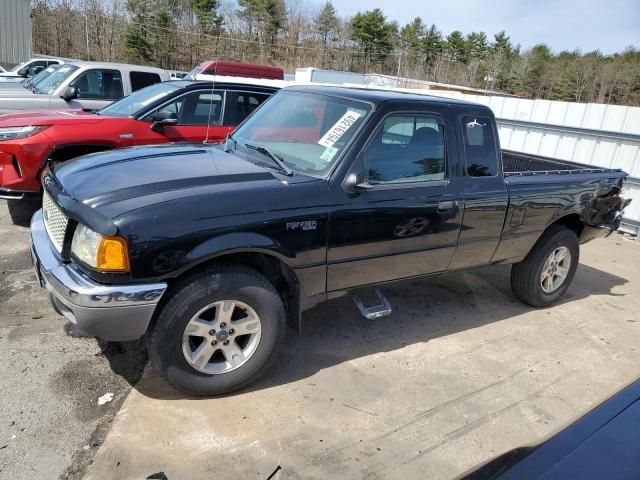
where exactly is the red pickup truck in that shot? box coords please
[0,80,277,202]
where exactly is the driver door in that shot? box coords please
[133,89,228,145]
[53,68,125,111]
[327,110,463,291]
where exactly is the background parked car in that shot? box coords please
[0,58,64,82]
[0,61,170,114]
[461,379,640,480]
[0,64,60,94]
[0,80,278,204]
[184,59,284,81]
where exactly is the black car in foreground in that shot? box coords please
[461,379,640,480]
[31,85,630,395]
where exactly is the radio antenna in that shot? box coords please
[204,73,216,144]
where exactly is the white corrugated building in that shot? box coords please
[0,0,32,68]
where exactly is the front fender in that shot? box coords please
[175,232,293,275]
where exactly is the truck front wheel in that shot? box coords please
[510,225,579,307]
[147,265,286,396]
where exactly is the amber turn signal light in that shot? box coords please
[96,236,130,272]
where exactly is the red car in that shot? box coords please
[0,80,277,201]
[184,60,284,81]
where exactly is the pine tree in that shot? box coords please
[421,24,443,64]
[191,0,223,34]
[315,1,339,46]
[350,9,396,63]
[264,0,286,45]
[400,17,425,51]
[445,30,468,63]
[125,0,155,64]
[466,32,488,60]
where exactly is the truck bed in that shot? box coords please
[502,150,623,177]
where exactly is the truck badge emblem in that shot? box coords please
[286,221,317,231]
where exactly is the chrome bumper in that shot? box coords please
[30,210,167,341]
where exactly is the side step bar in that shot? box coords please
[353,288,392,320]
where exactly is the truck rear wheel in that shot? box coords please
[510,225,579,307]
[147,265,286,396]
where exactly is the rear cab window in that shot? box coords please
[223,91,272,125]
[461,114,499,177]
[130,71,161,92]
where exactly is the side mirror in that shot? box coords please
[61,85,79,101]
[150,111,178,132]
[18,67,29,77]
[343,172,373,195]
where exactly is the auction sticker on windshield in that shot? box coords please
[317,110,362,148]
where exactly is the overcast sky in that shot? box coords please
[329,0,639,54]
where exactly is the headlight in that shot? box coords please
[0,125,49,141]
[71,224,130,272]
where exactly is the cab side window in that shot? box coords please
[461,115,498,177]
[365,114,446,185]
[71,69,124,100]
[150,90,224,125]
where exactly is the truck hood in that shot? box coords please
[0,109,99,127]
[51,144,318,222]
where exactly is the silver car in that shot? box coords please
[0,58,64,82]
[0,61,171,114]
[0,64,61,94]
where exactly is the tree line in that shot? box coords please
[31,0,640,106]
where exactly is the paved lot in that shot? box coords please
[1,200,639,479]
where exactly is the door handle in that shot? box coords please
[437,200,454,211]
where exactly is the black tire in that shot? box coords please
[7,197,41,227]
[511,225,579,307]
[147,264,286,396]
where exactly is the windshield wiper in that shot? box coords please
[244,143,293,176]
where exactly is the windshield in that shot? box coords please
[183,65,201,81]
[230,90,372,177]
[24,65,58,88]
[8,60,30,73]
[33,64,79,95]
[98,82,180,117]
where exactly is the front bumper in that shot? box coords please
[0,186,39,200]
[30,210,167,341]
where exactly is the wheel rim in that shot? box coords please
[181,300,262,375]
[540,246,572,294]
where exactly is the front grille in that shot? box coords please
[42,190,69,253]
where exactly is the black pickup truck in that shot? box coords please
[31,85,630,395]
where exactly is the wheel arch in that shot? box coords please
[163,248,302,333]
[547,213,584,237]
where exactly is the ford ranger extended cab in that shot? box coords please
[30,86,630,395]
[0,81,277,203]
